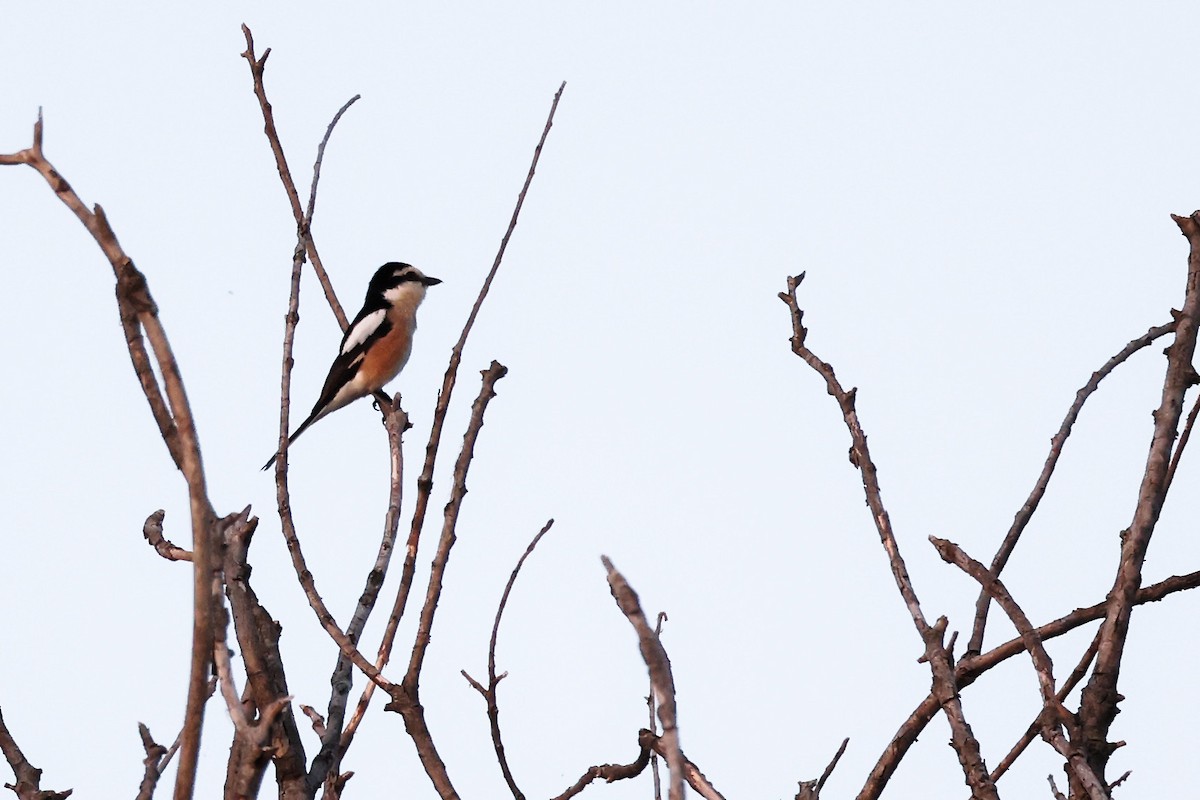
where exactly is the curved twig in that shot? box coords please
[463,518,556,800]
[3,112,216,800]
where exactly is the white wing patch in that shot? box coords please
[341,309,387,355]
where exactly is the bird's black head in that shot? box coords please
[369,262,442,295]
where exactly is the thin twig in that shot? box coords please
[462,519,555,800]
[967,321,1177,655]
[241,24,349,327]
[1164,388,1200,493]
[242,37,391,693]
[374,81,567,670]
[818,737,850,791]
[387,362,508,800]
[313,401,409,794]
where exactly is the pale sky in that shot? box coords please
[3,4,1199,798]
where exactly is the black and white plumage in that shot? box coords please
[263,262,441,470]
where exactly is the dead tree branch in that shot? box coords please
[1,112,219,800]
[856,566,1200,800]
[373,80,567,677]
[1076,212,1200,785]
[932,538,1108,800]
[0,707,71,800]
[551,730,655,800]
[384,362,509,800]
[991,630,1101,783]
[967,321,1177,655]
[601,558,685,800]
[241,24,351,329]
[462,519,556,800]
[780,273,997,799]
[143,509,193,562]
[221,509,309,800]
[135,723,179,800]
[796,737,849,800]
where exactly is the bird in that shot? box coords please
[263,262,441,470]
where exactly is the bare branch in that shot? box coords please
[142,509,192,562]
[310,400,409,793]
[778,274,928,633]
[0,706,72,800]
[932,538,1108,800]
[219,513,304,800]
[2,111,219,800]
[462,519,556,800]
[240,24,350,328]
[135,723,173,800]
[780,274,995,798]
[967,320,1177,655]
[649,612,667,800]
[375,81,568,663]
[797,736,850,799]
[857,566,1200,799]
[1164,388,1200,492]
[551,730,654,800]
[386,362,508,800]
[601,557,684,800]
[644,733,726,800]
[1077,212,1200,783]
[991,630,1101,783]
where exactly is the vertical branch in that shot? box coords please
[649,612,667,800]
[601,558,684,800]
[311,403,409,796]
[376,81,567,656]
[221,510,309,800]
[385,362,508,800]
[1077,212,1200,785]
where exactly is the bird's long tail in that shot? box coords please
[261,408,325,471]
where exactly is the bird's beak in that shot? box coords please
[423,276,442,286]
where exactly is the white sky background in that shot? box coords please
[2,3,1199,798]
